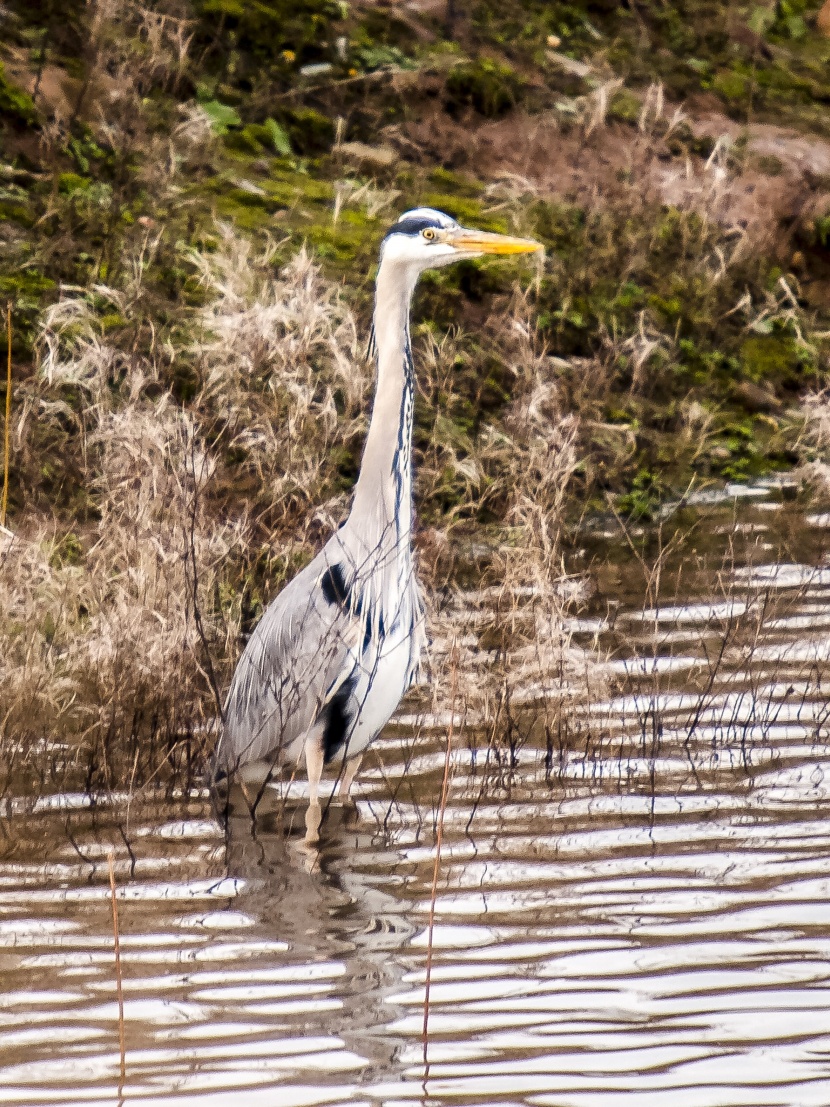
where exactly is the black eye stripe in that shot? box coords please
[385,217,447,239]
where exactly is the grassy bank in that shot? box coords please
[1,0,830,791]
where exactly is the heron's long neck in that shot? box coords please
[351,261,417,552]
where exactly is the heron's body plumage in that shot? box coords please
[214,208,540,826]
[217,224,426,791]
[221,518,425,778]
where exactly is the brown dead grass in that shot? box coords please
[0,223,371,790]
[1,197,592,797]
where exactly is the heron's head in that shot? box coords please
[380,208,542,273]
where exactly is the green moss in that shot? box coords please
[612,282,646,313]
[754,62,822,103]
[0,270,54,300]
[608,88,642,125]
[707,416,765,481]
[428,168,482,199]
[222,128,263,156]
[262,118,293,156]
[0,192,33,227]
[351,41,412,72]
[648,293,683,323]
[58,172,91,196]
[190,0,344,84]
[282,107,335,154]
[754,153,785,176]
[0,62,37,126]
[49,532,84,569]
[206,158,340,232]
[419,193,506,233]
[739,334,812,386]
[713,69,749,105]
[210,181,275,230]
[617,469,664,522]
[302,220,379,268]
[444,58,524,118]
[766,0,810,41]
[0,270,56,345]
[262,166,334,206]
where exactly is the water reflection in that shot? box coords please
[2,483,830,1105]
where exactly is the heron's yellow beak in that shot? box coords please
[446,228,543,255]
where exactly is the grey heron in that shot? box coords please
[215,208,541,833]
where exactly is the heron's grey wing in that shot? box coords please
[218,548,360,773]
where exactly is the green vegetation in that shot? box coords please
[445,58,524,117]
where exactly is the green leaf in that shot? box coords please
[264,117,292,156]
[68,138,89,173]
[748,6,774,35]
[200,100,241,135]
[58,172,90,195]
[0,62,37,124]
[200,0,244,16]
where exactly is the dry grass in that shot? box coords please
[411,291,599,786]
[0,222,372,792]
[0,214,593,797]
[188,227,367,550]
[799,389,830,494]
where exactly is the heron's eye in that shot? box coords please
[422,228,436,241]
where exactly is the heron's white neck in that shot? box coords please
[351,259,418,552]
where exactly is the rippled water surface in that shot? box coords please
[4,484,830,1106]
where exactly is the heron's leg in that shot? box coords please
[304,733,324,805]
[304,732,325,843]
[338,753,364,801]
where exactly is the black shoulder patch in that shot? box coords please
[321,564,350,607]
[322,672,358,763]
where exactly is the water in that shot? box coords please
[3,483,830,1106]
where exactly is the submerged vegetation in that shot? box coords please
[1,0,830,791]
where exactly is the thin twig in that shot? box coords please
[107,851,126,1093]
[275,65,400,100]
[186,439,224,724]
[422,640,458,1076]
[1,303,11,527]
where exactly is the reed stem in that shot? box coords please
[422,640,458,1073]
[107,851,126,1091]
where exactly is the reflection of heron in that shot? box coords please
[215,209,540,835]
[223,811,416,1076]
